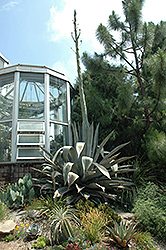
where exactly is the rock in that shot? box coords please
[0,220,16,234]
[118,212,135,221]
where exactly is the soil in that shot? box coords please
[0,210,165,250]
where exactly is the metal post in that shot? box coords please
[11,71,20,162]
[44,73,50,152]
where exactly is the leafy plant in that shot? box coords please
[36,196,80,245]
[134,231,157,250]
[0,174,35,209]
[0,201,8,221]
[107,220,138,248]
[33,123,136,205]
[1,234,15,242]
[31,236,50,249]
[97,203,121,228]
[81,207,107,243]
[76,200,121,229]
[132,182,166,240]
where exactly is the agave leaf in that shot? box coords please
[53,186,68,198]
[93,162,110,179]
[39,146,53,159]
[92,123,100,157]
[106,156,135,168]
[76,142,85,158]
[94,130,114,162]
[63,146,77,163]
[31,167,52,177]
[82,156,93,178]
[100,153,120,166]
[86,122,94,156]
[104,141,131,160]
[114,169,137,174]
[82,193,90,200]
[71,122,79,146]
[82,120,90,142]
[40,153,62,171]
[63,162,74,185]
[75,184,85,193]
[68,172,79,187]
[124,222,138,241]
[107,225,120,238]
[85,183,105,192]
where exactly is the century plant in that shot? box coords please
[33,123,136,204]
[107,220,138,248]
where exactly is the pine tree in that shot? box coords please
[96,0,166,131]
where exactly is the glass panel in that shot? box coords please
[0,122,12,162]
[18,121,44,131]
[49,76,67,122]
[19,73,44,119]
[18,134,44,144]
[17,147,43,158]
[50,123,68,154]
[0,73,14,121]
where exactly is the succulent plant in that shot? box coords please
[33,123,136,204]
[107,220,138,248]
[0,174,35,208]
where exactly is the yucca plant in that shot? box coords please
[33,123,136,204]
[107,220,138,248]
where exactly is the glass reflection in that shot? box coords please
[49,77,67,122]
[50,123,68,154]
[0,82,14,121]
[19,80,44,119]
[0,122,12,162]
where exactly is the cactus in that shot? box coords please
[0,174,35,208]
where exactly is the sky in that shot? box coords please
[0,0,166,84]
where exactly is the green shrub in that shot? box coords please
[134,231,156,250]
[132,182,166,240]
[76,200,121,228]
[81,207,107,243]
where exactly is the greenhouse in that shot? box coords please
[0,53,73,162]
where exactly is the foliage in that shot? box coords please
[0,123,11,162]
[132,182,166,240]
[15,222,30,239]
[97,203,121,228]
[34,196,80,245]
[0,174,35,209]
[133,231,157,250]
[31,236,50,249]
[0,201,8,221]
[81,207,107,243]
[1,234,15,242]
[73,0,166,183]
[107,220,137,248]
[33,124,136,205]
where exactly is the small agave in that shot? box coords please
[107,220,138,248]
[25,224,42,239]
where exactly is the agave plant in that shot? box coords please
[107,220,138,247]
[33,123,136,204]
